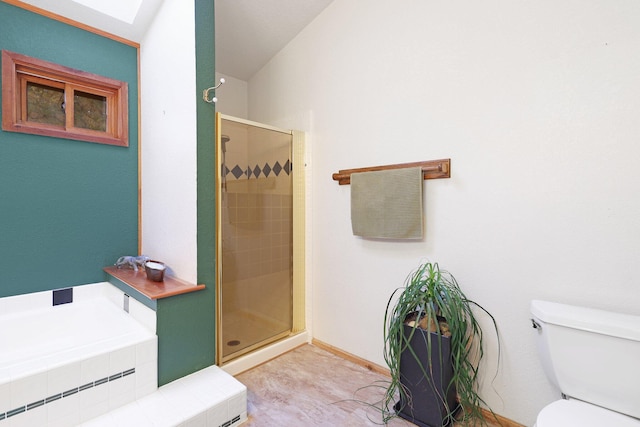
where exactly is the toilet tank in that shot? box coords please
[531,300,640,420]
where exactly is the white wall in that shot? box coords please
[214,72,248,119]
[140,0,198,283]
[247,1,640,425]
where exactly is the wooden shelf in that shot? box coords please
[104,266,205,300]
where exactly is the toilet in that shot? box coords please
[530,300,640,427]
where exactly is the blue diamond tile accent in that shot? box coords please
[231,165,244,179]
[273,161,282,176]
[225,159,292,180]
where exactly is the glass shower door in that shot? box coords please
[216,114,294,363]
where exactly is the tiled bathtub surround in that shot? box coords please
[0,282,157,426]
[82,365,247,427]
[1,366,137,424]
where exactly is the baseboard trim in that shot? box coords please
[479,409,526,427]
[312,339,390,376]
[311,338,525,427]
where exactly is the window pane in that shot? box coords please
[74,91,107,131]
[26,82,65,126]
[4,51,128,146]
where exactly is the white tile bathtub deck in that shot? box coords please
[0,283,158,427]
[80,365,247,427]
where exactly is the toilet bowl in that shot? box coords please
[535,399,640,427]
[531,300,640,427]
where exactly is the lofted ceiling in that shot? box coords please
[15,0,334,82]
[214,0,334,81]
[16,0,165,42]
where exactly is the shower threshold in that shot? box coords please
[221,329,292,364]
[221,331,310,376]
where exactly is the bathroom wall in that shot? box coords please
[140,0,217,385]
[247,1,640,425]
[214,72,248,119]
[0,2,138,298]
[140,0,198,284]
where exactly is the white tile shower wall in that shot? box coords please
[223,190,292,279]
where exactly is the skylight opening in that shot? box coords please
[71,0,143,24]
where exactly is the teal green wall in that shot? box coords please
[155,0,217,386]
[195,0,217,305]
[0,2,138,298]
[156,289,215,385]
[1,0,217,387]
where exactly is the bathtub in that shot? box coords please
[0,282,157,426]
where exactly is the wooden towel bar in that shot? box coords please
[332,159,450,185]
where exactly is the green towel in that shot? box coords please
[350,166,423,239]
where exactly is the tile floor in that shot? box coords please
[236,344,508,426]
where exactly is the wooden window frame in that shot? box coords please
[2,50,128,147]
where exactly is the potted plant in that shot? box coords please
[381,261,498,427]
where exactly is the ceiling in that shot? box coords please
[16,0,165,42]
[214,0,334,81]
[16,0,334,82]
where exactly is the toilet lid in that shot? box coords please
[537,400,640,427]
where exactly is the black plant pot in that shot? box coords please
[394,324,459,427]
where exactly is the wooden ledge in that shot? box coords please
[104,266,205,300]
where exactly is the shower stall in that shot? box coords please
[215,113,305,364]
